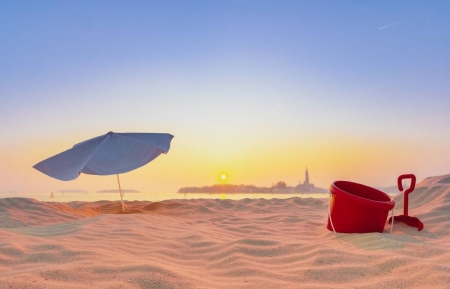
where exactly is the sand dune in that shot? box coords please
[1,175,450,288]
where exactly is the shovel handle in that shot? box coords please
[398,174,416,216]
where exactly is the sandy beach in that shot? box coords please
[1,175,449,288]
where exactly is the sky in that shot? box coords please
[1,1,449,194]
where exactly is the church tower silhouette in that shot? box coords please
[304,167,309,185]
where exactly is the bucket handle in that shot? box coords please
[328,191,337,235]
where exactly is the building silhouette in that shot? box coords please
[295,167,316,192]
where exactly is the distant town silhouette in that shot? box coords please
[178,168,327,194]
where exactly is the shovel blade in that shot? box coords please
[388,215,424,231]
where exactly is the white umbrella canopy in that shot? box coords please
[33,131,174,211]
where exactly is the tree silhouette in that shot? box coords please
[275,181,287,188]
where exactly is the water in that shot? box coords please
[0,191,329,203]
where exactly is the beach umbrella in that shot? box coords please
[33,131,174,211]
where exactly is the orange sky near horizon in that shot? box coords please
[0,127,447,194]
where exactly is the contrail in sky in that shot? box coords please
[377,21,401,30]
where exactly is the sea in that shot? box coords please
[0,191,330,203]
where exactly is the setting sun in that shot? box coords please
[221,174,227,181]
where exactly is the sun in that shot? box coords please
[221,174,227,181]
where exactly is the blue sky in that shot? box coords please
[1,1,449,193]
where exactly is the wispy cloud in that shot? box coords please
[378,21,401,31]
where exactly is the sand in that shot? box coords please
[1,175,450,288]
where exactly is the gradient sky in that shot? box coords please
[1,1,449,194]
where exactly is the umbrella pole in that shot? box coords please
[116,174,125,212]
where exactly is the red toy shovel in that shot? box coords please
[388,174,424,231]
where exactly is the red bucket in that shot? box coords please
[327,181,395,233]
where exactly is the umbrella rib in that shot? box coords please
[73,134,106,148]
[77,133,111,175]
[115,133,171,154]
